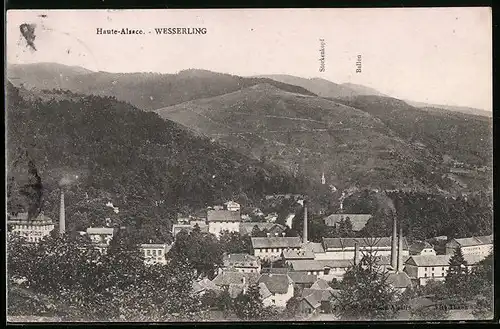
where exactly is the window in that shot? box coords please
[432,273,434,277]
[425,267,427,271]
[152,250,157,256]
[442,267,445,271]
[424,273,427,277]
[158,250,163,255]
[431,267,434,271]
[147,250,151,256]
[324,268,330,275]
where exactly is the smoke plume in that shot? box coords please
[58,173,80,187]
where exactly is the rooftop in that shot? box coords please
[410,241,434,254]
[386,271,412,289]
[207,210,241,222]
[287,272,318,284]
[7,212,53,224]
[211,271,259,287]
[406,255,452,267]
[453,235,493,247]
[288,259,353,272]
[223,253,260,267]
[302,242,325,254]
[257,274,292,294]
[322,237,409,250]
[258,282,272,299]
[310,278,333,290]
[86,227,115,235]
[239,222,285,236]
[251,237,302,249]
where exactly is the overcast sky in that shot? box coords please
[7,8,492,111]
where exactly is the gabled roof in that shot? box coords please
[386,272,412,289]
[86,227,115,235]
[198,277,220,291]
[258,282,272,299]
[302,293,321,309]
[453,235,493,247]
[223,253,260,268]
[207,210,241,222]
[172,223,208,235]
[323,214,372,231]
[288,259,353,272]
[410,241,434,254]
[301,288,338,303]
[310,279,332,290]
[212,271,260,286]
[251,237,302,249]
[288,272,318,284]
[282,249,315,260]
[322,237,409,250]
[302,242,325,253]
[257,274,292,294]
[239,222,285,236]
[406,255,452,267]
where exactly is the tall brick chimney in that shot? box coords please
[302,200,308,244]
[59,189,65,235]
[397,222,404,272]
[390,215,397,270]
[354,242,360,266]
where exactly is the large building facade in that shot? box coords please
[7,212,55,243]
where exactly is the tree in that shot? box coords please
[334,249,398,320]
[470,252,494,319]
[285,296,300,319]
[168,228,223,279]
[445,247,469,300]
[216,286,233,317]
[219,231,252,254]
[233,283,264,320]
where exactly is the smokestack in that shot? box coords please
[59,189,65,235]
[303,200,308,243]
[354,243,360,266]
[397,222,403,272]
[390,215,397,270]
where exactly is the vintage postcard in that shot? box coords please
[6,8,493,322]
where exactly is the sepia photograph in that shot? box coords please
[5,8,493,322]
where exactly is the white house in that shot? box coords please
[287,259,353,281]
[224,201,241,212]
[404,254,483,286]
[257,273,295,308]
[139,243,172,265]
[251,237,302,260]
[445,235,493,261]
[207,210,241,238]
[86,227,116,253]
[223,253,261,273]
[7,212,55,244]
[320,237,409,260]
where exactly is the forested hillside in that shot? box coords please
[7,63,316,111]
[6,82,318,239]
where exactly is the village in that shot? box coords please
[7,190,493,319]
